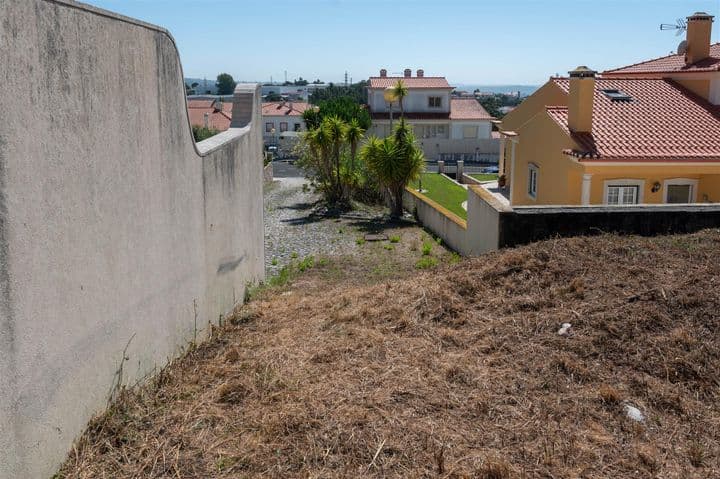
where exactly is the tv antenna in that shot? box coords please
[660,18,687,36]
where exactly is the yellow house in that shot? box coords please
[498,12,720,207]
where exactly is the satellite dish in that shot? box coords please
[677,40,688,55]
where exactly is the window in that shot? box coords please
[601,89,632,102]
[604,179,644,205]
[294,123,302,132]
[606,185,638,205]
[463,126,478,139]
[527,164,538,199]
[280,122,288,132]
[663,178,698,203]
[428,96,442,108]
[265,122,273,133]
[437,125,445,135]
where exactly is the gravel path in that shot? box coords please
[264,177,371,275]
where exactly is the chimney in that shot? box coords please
[380,69,387,77]
[567,66,596,133]
[417,69,424,77]
[404,68,412,78]
[685,12,714,65]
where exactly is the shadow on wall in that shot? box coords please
[0,1,264,477]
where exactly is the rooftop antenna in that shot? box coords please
[660,18,687,36]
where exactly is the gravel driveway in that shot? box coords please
[264,177,370,275]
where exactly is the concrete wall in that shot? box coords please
[408,183,720,256]
[403,188,468,254]
[0,2,264,477]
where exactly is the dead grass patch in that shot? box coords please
[57,230,720,478]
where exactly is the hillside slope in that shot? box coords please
[59,231,720,478]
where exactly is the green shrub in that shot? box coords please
[389,235,401,243]
[416,257,438,269]
[298,256,315,272]
[421,241,433,256]
[356,237,366,246]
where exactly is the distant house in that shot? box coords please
[187,99,232,131]
[366,69,498,161]
[262,101,313,157]
[496,12,720,207]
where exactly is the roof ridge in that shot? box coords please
[604,42,720,73]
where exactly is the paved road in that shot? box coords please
[272,160,304,178]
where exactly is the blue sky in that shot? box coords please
[84,0,719,85]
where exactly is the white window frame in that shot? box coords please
[527,163,538,200]
[428,96,442,108]
[663,178,698,204]
[603,179,645,205]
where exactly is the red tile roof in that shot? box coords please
[187,99,232,131]
[449,99,494,120]
[604,43,720,75]
[261,101,312,117]
[546,78,720,161]
[368,77,452,89]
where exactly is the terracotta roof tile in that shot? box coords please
[546,78,720,161]
[187,100,232,131]
[261,101,313,117]
[604,43,720,74]
[368,77,452,89]
[449,99,494,120]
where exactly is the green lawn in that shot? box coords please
[470,173,499,182]
[410,173,468,220]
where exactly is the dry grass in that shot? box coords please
[57,230,720,478]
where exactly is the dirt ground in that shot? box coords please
[57,230,720,478]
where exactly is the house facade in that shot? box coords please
[366,69,498,161]
[497,12,720,207]
[262,101,313,157]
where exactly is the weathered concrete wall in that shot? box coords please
[0,2,264,477]
[403,188,468,254]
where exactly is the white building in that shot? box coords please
[262,101,314,157]
[367,69,499,161]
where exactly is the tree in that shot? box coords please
[325,117,347,200]
[345,118,364,172]
[361,119,425,218]
[191,82,199,90]
[215,73,237,95]
[309,80,368,105]
[304,97,371,131]
[391,80,409,118]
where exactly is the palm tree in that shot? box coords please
[361,119,425,218]
[324,116,348,201]
[391,80,409,119]
[305,126,333,192]
[345,118,365,172]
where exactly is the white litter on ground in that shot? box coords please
[557,323,572,335]
[624,404,645,422]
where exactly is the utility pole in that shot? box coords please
[284,70,287,83]
[344,71,348,87]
